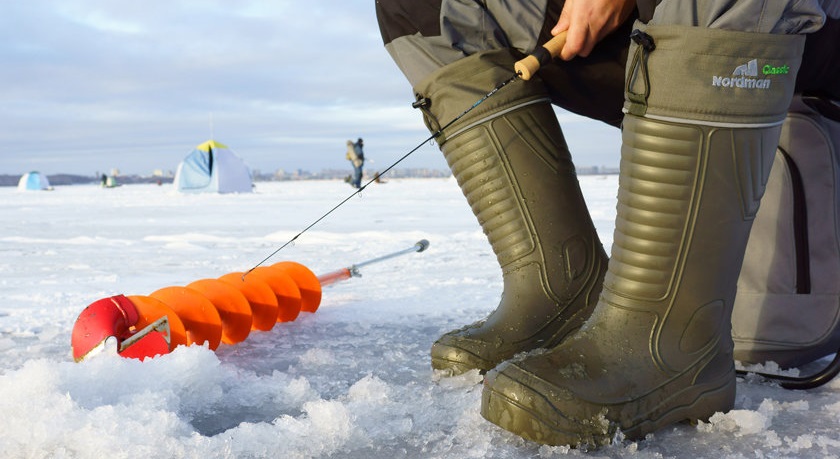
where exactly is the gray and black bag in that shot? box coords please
[732,94,840,388]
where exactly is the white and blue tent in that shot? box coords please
[174,140,252,193]
[17,171,52,191]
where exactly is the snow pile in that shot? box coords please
[0,178,838,458]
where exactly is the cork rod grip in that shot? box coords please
[514,31,567,80]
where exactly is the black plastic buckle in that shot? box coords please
[630,29,656,52]
[412,97,430,110]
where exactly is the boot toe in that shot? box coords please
[430,336,496,375]
[481,362,615,447]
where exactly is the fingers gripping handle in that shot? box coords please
[514,32,567,80]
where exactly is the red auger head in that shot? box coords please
[71,295,172,362]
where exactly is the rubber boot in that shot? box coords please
[412,49,608,375]
[481,25,805,446]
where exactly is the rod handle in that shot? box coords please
[514,31,567,80]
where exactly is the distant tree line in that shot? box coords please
[0,174,174,187]
[1,166,618,188]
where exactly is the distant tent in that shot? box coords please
[173,140,252,193]
[17,171,52,191]
[103,175,120,188]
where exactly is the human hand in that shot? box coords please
[551,0,635,60]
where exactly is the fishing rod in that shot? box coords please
[242,33,568,278]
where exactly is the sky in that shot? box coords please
[0,0,621,177]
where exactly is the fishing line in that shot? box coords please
[242,73,522,278]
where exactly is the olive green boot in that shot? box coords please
[413,49,608,375]
[481,25,805,446]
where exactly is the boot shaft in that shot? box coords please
[414,49,606,282]
[414,49,608,373]
[608,24,807,371]
[607,115,781,371]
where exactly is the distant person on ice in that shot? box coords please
[346,138,365,188]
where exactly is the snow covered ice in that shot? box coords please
[1,177,839,458]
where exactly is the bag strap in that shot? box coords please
[801,91,840,122]
[737,353,840,390]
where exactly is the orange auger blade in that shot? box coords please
[150,286,223,350]
[273,261,322,313]
[128,295,188,348]
[249,266,302,323]
[218,272,279,332]
[187,279,253,345]
[71,265,309,361]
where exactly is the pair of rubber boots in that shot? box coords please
[414,24,804,447]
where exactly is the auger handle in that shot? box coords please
[352,239,429,271]
[317,267,353,287]
[514,31,567,80]
[316,240,430,288]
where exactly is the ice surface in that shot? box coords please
[0,178,838,458]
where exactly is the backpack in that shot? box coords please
[346,142,363,167]
[732,94,840,387]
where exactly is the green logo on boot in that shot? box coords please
[763,64,790,75]
[712,59,779,90]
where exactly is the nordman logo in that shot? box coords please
[711,59,787,90]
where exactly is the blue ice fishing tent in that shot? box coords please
[17,171,52,191]
[173,140,252,193]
